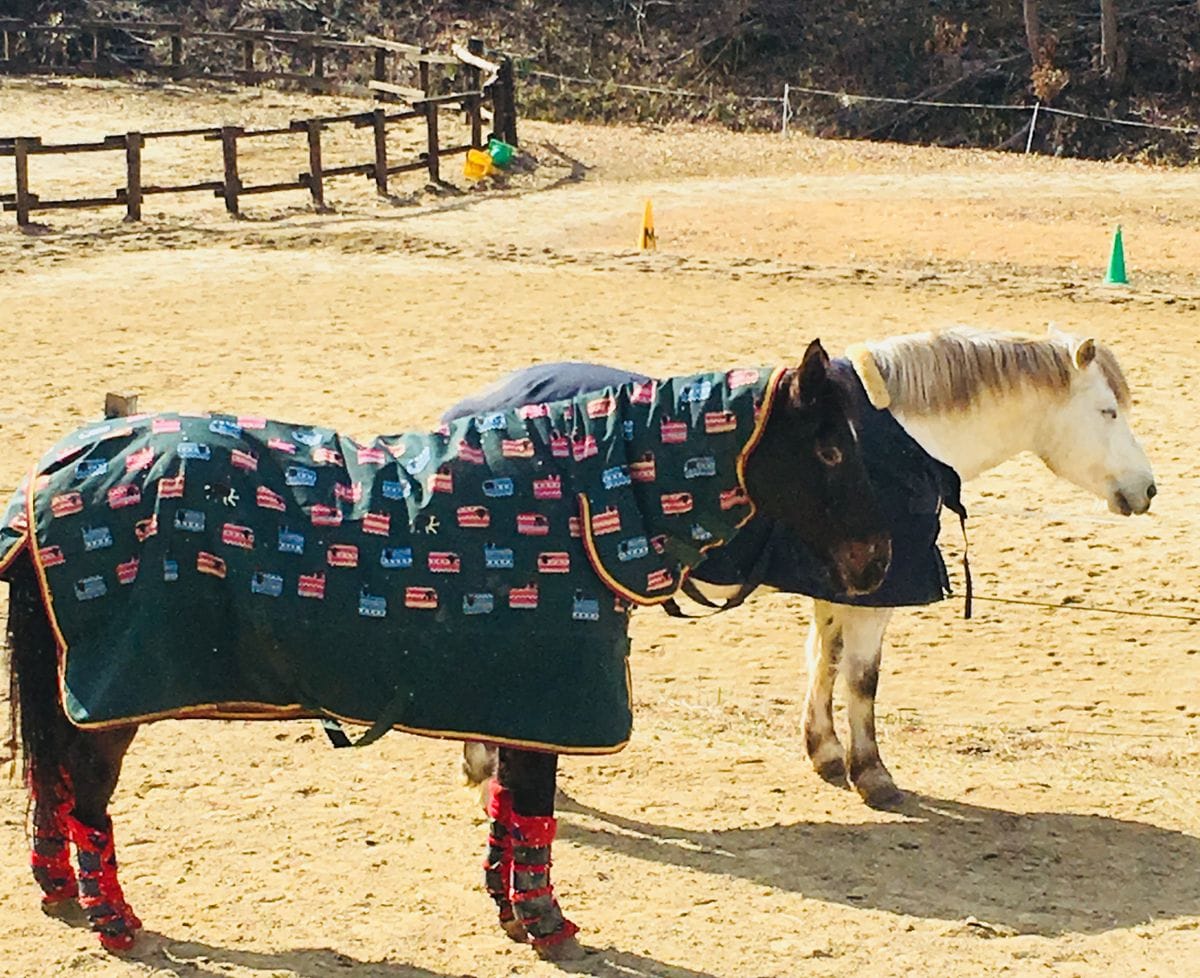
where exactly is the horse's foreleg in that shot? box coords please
[803,600,847,786]
[60,727,140,951]
[496,747,585,961]
[838,605,900,809]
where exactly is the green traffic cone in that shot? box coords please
[1103,225,1128,286]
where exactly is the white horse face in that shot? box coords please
[1036,334,1156,515]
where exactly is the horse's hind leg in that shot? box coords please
[803,600,848,786]
[838,605,901,809]
[481,768,525,943]
[30,768,78,913]
[495,748,585,961]
[60,727,141,950]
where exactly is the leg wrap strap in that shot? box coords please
[63,814,141,950]
[508,812,577,946]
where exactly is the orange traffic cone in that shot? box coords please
[638,199,656,251]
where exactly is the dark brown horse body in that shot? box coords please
[4,340,889,960]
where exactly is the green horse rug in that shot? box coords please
[0,369,781,753]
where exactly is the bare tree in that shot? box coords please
[1023,0,1041,63]
[1100,0,1126,84]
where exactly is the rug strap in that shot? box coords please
[320,718,353,748]
[662,525,774,619]
[320,679,416,750]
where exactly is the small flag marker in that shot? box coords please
[638,199,656,251]
[1103,224,1128,286]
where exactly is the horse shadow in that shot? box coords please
[556,791,1200,937]
[85,931,723,978]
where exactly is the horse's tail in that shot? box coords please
[5,552,73,811]
[462,741,498,787]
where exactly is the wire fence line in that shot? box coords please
[516,61,1200,145]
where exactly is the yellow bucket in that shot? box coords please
[463,148,496,181]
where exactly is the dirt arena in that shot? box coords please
[1,77,1198,978]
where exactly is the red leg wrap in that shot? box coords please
[29,771,78,905]
[482,780,518,928]
[508,811,578,947]
[63,814,141,951]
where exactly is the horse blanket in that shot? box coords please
[446,359,965,608]
[0,368,782,752]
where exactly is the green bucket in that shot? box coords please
[488,138,516,168]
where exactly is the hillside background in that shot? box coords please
[8,1,1200,161]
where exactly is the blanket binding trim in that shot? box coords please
[26,465,632,754]
[578,366,787,605]
[0,531,28,577]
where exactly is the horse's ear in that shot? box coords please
[1072,337,1097,369]
[791,339,832,406]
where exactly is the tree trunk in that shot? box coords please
[1100,0,1126,85]
[1023,0,1041,63]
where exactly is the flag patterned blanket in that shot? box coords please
[0,368,781,752]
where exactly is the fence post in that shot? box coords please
[372,108,389,196]
[220,126,242,216]
[495,57,518,146]
[303,120,327,210]
[781,83,790,138]
[373,47,386,83]
[242,38,254,80]
[13,136,33,227]
[313,46,325,85]
[124,132,143,222]
[170,33,183,80]
[466,36,484,148]
[419,56,440,183]
[1025,102,1041,155]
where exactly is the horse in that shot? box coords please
[449,326,1156,809]
[1,340,891,960]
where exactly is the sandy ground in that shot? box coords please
[1,76,1199,978]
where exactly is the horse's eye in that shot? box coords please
[1100,407,1118,420]
[816,444,843,467]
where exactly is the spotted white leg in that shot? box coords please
[802,600,847,786]
[835,603,900,809]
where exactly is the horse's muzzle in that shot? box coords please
[1111,480,1156,516]
[831,534,892,597]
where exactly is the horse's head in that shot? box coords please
[1036,327,1156,516]
[744,340,891,596]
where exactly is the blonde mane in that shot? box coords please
[849,327,1130,414]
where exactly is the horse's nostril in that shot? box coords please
[1147,483,1157,500]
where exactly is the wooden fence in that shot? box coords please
[0,21,519,226]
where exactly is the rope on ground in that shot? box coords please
[970,593,1200,623]
[881,711,1200,743]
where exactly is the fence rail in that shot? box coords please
[0,22,519,225]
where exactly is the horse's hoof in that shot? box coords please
[98,929,137,953]
[855,769,904,810]
[501,918,529,943]
[815,756,849,788]
[40,896,82,921]
[534,934,588,962]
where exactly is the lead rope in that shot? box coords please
[958,509,972,620]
